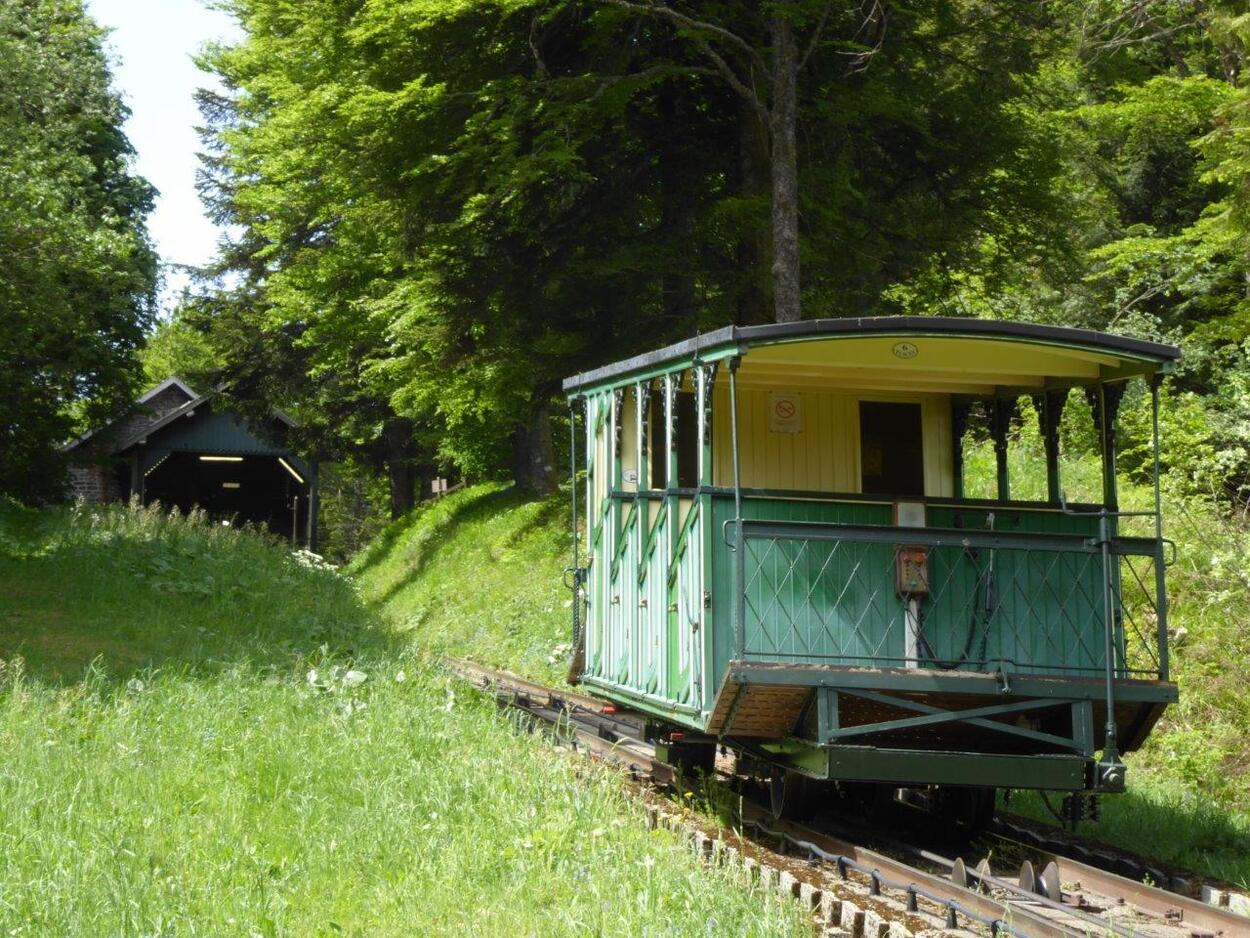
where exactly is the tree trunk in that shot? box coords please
[512,401,557,496]
[737,95,773,325]
[384,417,417,519]
[769,11,802,324]
[659,84,698,330]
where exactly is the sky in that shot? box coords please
[84,0,243,311]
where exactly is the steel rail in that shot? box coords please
[843,821,1243,938]
[444,658,1136,938]
[729,802,1093,938]
[983,823,1250,936]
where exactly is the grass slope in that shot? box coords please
[350,484,573,687]
[352,466,1250,887]
[0,501,807,937]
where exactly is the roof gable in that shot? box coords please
[136,376,198,406]
[65,376,300,458]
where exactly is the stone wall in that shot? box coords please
[64,382,194,504]
[109,385,196,448]
[67,464,120,504]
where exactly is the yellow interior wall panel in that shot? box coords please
[712,381,953,496]
[620,386,638,493]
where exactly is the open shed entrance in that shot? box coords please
[144,452,309,542]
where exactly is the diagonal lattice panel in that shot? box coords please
[743,534,902,664]
[737,527,1145,677]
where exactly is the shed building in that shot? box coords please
[65,377,318,547]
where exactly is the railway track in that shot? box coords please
[446,658,1250,938]
[989,812,1250,917]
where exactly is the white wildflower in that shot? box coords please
[126,678,145,694]
[341,669,367,687]
[395,670,407,683]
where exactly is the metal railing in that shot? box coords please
[733,519,1166,681]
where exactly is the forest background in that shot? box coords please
[8,0,1250,546]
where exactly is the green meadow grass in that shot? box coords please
[350,484,573,687]
[0,501,808,937]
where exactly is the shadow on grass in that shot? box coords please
[0,506,408,688]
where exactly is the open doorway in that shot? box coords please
[859,401,924,496]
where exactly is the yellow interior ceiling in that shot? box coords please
[739,335,1142,394]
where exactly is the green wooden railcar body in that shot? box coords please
[565,318,1180,794]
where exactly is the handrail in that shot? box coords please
[739,518,1159,556]
[612,486,1110,514]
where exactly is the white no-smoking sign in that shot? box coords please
[769,392,802,433]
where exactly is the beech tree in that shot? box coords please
[605,1,867,322]
[0,0,157,500]
[195,0,1064,495]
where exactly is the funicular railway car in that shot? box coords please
[563,317,1180,822]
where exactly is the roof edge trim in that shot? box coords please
[562,317,1181,394]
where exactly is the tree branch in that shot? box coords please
[840,0,887,74]
[529,14,550,79]
[692,36,768,117]
[603,0,773,82]
[798,1,835,73]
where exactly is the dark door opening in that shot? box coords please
[859,402,925,496]
[143,452,307,542]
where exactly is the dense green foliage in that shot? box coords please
[0,501,809,936]
[173,0,1250,507]
[139,307,223,391]
[0,0,157,500]
[189,0,1072,500]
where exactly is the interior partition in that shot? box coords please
[711,379,956,497]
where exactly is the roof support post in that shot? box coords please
[1151,377,1169,681]
[1087,383,1124,511]
[951,401,971,499]
[638,383,651,492]
[728,357,744,659]
[698,363,718,487]
[1036,390,1068,505]
[664,376,677,489]
[992,398,1015,502]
